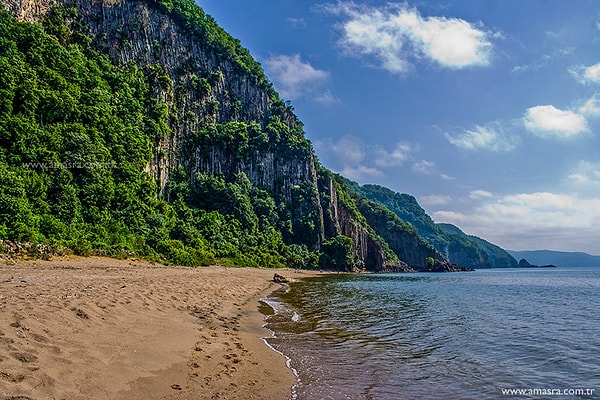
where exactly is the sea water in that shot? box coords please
[262,268,600,399]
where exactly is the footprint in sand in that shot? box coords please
[12,351,38,363]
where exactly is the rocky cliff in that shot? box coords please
[437,223,517,268]
[317,171,405,272]
[357,184,518,268]
[356,198,441,269]
[3,0,303,193]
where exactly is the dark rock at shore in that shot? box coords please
[393,264,417,273]
[518,258,532,267]
[420,260,474,273]
[383,261,417,273]
[518,258,557,268]
[272,273,290,283]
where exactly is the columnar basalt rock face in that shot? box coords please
[318,174,397,272]
[369,223,438,269]
[6,0,275,195]
[71,0,324,218]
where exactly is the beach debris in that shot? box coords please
[71,308,89,319]
[272,273,289,283]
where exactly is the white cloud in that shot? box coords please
[512,47,574,75]
[412,160,454,180]
[314,91,340,105]
[432,191,600,254]
[409,14,493,69]
[570,62,600,84]
[412,160,436,175]
[523,105,589,139]
[373,142,414,167]
[568,174,588,184]
[314,137,429,180]
[286,17,306,29]
[469,189,494,199]
[325,2,494,73]
[568,160,600,185]
[341,164,383,180]
[314,136,384,180]
[445,122,519,151]
[320,136,366,165]
[316,136,453,181]
[583,63,600,82]
[500,192,577,212]
[263,54,334,102]
[579,95,600,116]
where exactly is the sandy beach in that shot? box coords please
[0,257,310,399]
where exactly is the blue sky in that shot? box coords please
[198,0,600,255]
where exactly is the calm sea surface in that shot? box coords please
[262,268,600,400]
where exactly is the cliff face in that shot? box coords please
[438,223,518,268]
[5,0,254,190]
[75,0,327,248]
[356,199,441,269]
[4,0,294,193]
[3,0,51,22]
[358,184,517,268]
[318,173,386,271]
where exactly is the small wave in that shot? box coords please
[261,335,301,400]
[259,297,302,400]
[259,297,288,316]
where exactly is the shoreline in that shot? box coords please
[0,256,318,399]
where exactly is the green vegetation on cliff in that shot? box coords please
[152,0,269,87]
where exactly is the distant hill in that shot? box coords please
[508,250,600,267]
[354,184,518,268]
[438,223,518,268]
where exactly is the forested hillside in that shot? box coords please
[0,0,515,270]
[356,185,517,268]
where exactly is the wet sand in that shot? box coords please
[0,257,310,399]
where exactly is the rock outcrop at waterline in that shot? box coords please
[422,260,474,273]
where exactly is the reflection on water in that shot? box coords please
[262,269,600,400]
